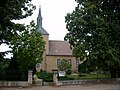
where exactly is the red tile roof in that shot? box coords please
[48,40,72,56]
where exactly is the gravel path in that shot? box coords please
[1,84,120,90]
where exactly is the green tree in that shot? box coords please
[73,44,87,61]
[0,0,35,59]
[0,0,35,79]
[10,21,45,79]
[57,59,72,75]
[65,0,120,78]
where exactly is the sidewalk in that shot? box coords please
[1,84,120,90]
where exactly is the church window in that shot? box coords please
[57,59,61,65]
[68,59,72,65]
[76,59,79,68]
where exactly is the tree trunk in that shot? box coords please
[117,67,120,78]
[110,67,116,78]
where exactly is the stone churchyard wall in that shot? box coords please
[58,78,120,86]
[0,70,36,87]
[0,81,29,87]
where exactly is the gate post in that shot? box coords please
[52,69,58,86]
[28,70,33,85]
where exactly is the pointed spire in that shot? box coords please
[37,5,42,31]
[37,6,49,35]
[38,5,42,18]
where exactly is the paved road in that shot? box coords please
[1,84,120,90]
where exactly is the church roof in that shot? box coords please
[38,27,49,35]
[48,40,72,56]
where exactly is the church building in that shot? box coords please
[37,7,79,72]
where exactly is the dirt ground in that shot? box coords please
[1,84,120,90]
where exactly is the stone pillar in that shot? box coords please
[52,69,58,86]
[28,70,33,85]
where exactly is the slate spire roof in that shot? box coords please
[37,6,49,35]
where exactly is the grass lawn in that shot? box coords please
[67,73,110,80]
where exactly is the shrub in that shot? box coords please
[37,71,53,82]
[66,69,72,75]
[78,64,86,73]
[58,76,74,80]
[57,59,72,72]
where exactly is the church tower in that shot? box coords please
[37,6,49,36]
[37,7,49,71]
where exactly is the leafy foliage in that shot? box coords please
[1,59,21,81]
[78,63,86,73]
[65,0,120,77]
[10,21,45,74]
[0,0,35,60]
[58,76,74,80]
[57,59,72,74]
[73,44,87,61]
[37,71,53,82]
[0,52,9,71]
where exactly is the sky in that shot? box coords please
[0,0,77,58]
[16,0,77,40]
